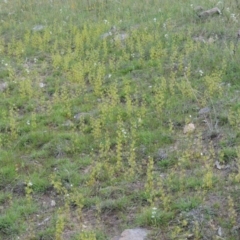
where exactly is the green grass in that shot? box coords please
[1,0,240,239]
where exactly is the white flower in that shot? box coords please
[104,19,108,24]
[121,128,127,137]
[27,120,30,125]
[164,34,168,38]
[108,74,112,78]
[28,181,33,186]
[153,18,157,22]
[199,70,204,76]
[151,207,157,218]
[39,82,46,88]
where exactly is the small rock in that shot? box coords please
[119,228,149,240]
[0,82,8,92]
[215,161,222,170]
[74,112,91,120]
[198,7,221,18]
[32,25,45,32]
[74,110,97,120]
[193,36,206,43]
[51,200,56,207]
[100,32,112,39]
[183,123,195,134]
[62,120,74,127]
[13,182,26,195]
[237,30,240,39]
[37,217,50,226]
[217,226,222,236]
[114,33,128,42]
[198,107,210,115]
[155,148,168,161]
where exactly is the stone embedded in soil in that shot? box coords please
[0,82,8,92]
[154,148,168,161]
[32,25,45,31]
[115,228,149,240]
[74,112,91,120]
[198,107,210,115]
[183,123,195,134]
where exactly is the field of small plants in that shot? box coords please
[1,0,240,239]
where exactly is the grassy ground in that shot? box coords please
[1,0,240,239]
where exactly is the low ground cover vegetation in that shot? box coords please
[1,0,240,239]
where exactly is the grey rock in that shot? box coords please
[62,120,74,127]
[198,107,210,115]
[74,112,91,120]
[154,148,168,161]
[0,82,8,92]
[100,32,112,39]
[32,25,45,31]
[118,228,149,240]
[114,33,128,42]
[74,110,97,121]
[13,182,26,195]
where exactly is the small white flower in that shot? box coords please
[27,120,30,125]
[28,181,33,186]
[199,70,204,76]
[153,18,157,22]
[148,85,152,88]
[104,19,108,24]
[34,58,38,63]
[5,63,8,66]
[121,129,127,135]
[190,4,193,8]
[108,74,112,78]
[39,82,46,88]
[164,34,168,38]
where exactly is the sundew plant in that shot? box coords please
[1,0,240,239]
